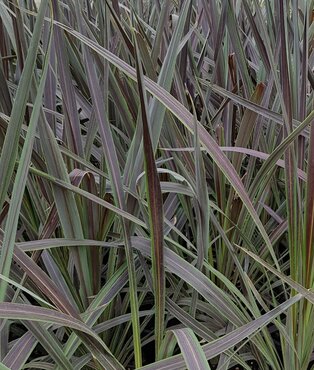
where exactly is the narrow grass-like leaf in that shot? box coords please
[134,29,165,357]
[2,332,37,370]
[172,328,211,370]
[237,246,314,305]
[0,303,124,369]
[11,245,79,316]
[0,0,48,212]
[38,100,92,302]
[22,321,74,370]
[0,303,99,338]
[50,0,84,156]
[17,238,122,252]
[74,7,142,365]
[0,273,53,308]
[0,0,50,301]
[304,120,314,286]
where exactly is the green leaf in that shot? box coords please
[0,0,50,301]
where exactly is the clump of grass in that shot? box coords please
[0,0,313,369]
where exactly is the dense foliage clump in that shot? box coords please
[0,0,313,369]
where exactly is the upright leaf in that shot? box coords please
[134,30,165,357]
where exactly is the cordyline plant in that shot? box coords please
[0,0,313,369]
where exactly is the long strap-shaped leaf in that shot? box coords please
[50,0,84,156]
[172,328,211,370]
[0,0,48,213]
[0,303,123,370]
[134,30,165,357]
[73,5,142,366]
[2,332,37,370]
[0,0,50,302]
[125,1,190,190]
